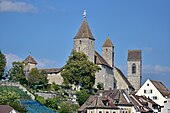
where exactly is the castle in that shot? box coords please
[23,17,142,91]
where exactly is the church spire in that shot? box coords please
[74,18,95,40]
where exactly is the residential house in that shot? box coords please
[136,79,170,107]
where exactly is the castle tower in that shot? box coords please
[102,37,114,67]
[74,18,95,62]
[23,55,37,75]
[127,50,142,91]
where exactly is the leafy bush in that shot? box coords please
[76,89,90,106]
[57,101,79,113]
[36,96,46,105]
[53,83,60,91]
[0,90,27,112]
[45,98,59,110]
[0,86,31,100]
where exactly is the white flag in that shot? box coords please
[83,10,86,18]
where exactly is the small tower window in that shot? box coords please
[132,63,136,74]
[78,47,80,52]
[106,48,108,52]
[94,56,97,64]
[79,40,82,44]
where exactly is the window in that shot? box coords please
[78,47,80,51]
[150,89,152,93]
[106,111,109,113]
[132,63,136,74]
[94,56,97,64]
[168,109,170,113]
[147,83,149,86]
[99,111,102,113]
[106,48,108,52]
[113,112,116,113]
[153,96,158,100]
[79,40,82,44]
[144,90,146,93]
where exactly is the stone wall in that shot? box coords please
[74,38,94,62]
[114,67,129,90]
[95,65,114,90]
[47,72,63,85]
[127,61,142,91]
[102,46,114,67]
[35,92,57,99]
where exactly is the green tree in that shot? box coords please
[0,50,6,80]
[61,50,100,90]
[57,101,79,113]
[27,68,48,89]
[76,89,90,106]
[9,62,27,84]
[97,82,104,90]
[45,98,59,110]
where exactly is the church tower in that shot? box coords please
[127,50,142,91]
[102,37,114,67]
[74,18,95,62]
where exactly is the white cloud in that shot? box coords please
[5,53,22,68]
[116,64,170,76]
[0,0,37,13]
[143,65,170,75]
[144,47,153,52]
[36,58,57,68]
[5,53,57,69]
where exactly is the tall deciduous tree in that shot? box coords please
[9,62,27,84]
[61,51,101,90]
[0,50,6,79]
[27,68,48,88]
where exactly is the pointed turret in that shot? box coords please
[102,37,113,47]
[74,18,95,40]
[23,55,37,75]
[102,37,114,67]
[23,55,37,64]
[74,18,95,62]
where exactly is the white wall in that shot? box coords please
[161,98,170,113]
[136,79,166,106]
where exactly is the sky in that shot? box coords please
[0,0,170,89]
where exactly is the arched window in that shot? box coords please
[132,63,136,74]
[106,48,108,52]
[79,40,82,44]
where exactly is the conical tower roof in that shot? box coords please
[102,37,113,47]
[23,55,37,64]
[74,18,95,40]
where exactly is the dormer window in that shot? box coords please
[132,63,136,74]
